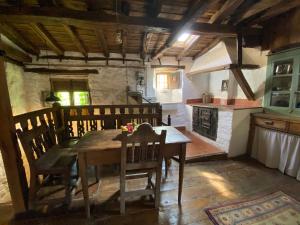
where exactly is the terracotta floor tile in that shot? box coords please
[179,130,224,159]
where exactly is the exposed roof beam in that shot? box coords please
[234,0,283,24]
[230,67,255,100]
[141,32,152,60]
[30,23,64,55]
[0,6,260,36]
[151,65,185,69]
[147,0,162,17]
[85,0,105,12]
[177,36,201,60]
[38,55,141,62]
[6,0,23,6]
[0,39,32,63]
[0,22,38,55]
[153,0,220,59]
[249,0,300,24]
[24,68,98,75]
[193,37,221,60]
[37,0,55,7]
[63,25,88,57]
[94,29,109,58]
[209,0,245,24]
[121,30,127,58]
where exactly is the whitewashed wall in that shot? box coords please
[188,41,268,101]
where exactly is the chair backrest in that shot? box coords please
[119,123,166,171]
[17,124,57,170]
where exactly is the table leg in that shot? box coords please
[178,143,186,204]
[78,153,90,218]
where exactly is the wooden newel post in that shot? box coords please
[157,104,162,126]
[167,115,171,126]
[0,56,28,213]
[52,102,65,144]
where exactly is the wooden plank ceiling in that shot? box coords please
[0,0,299,62]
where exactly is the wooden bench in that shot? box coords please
[17,124,77,208]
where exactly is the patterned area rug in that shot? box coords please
[205,191,300,225]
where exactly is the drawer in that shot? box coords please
[254,117,288,131]
[288,122,300,136]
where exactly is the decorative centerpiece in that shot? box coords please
[120,122,138,133]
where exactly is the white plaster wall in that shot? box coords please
[190,42,231,72]
[229,108,264,157]
[189,42,268,101]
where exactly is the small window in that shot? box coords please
[74,91,90,106]
[156,71,181,90]
[56,92,71,106]
[51,79,90,106]
[156,74,168,90]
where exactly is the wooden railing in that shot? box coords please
[61,103,162,138]
[14,103,163,139]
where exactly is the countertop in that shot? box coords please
[252,112,300,123]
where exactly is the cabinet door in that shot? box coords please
[293,54,300,112]
[265,48,300,115]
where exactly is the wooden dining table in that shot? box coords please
[73,126,191,218]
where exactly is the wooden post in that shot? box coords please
[52,103,65,144]
[0,55,28,213]
[237,33,243,66]
[167,115,171,126]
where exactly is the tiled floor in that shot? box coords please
[179,130,225,159]
[2,158,300,225]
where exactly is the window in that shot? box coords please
[156,74,168,89]
[156,71,181,90]
[51,79,90,106]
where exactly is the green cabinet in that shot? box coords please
[265,48,300,115]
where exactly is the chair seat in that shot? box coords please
[35,146,77,174]
[59,138,79,148]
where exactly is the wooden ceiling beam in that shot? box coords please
[31,23,64,56]
[193,37,221,60]
[141,32,152,60]
[0,39,31,63]
[153,0,220,59]
[38,55,141,62]
[37,0,55,7]
[177,36,201,60]
[141,32,147,60]
[6,0,23,6]
[249,0,300,24]
[233,0,283,24]
[0,22,38,55]
[121,30,127,58]
[230,67,255,100]
[209,0,245,24]
[63,25,88,58]
[94,29,109,58]
[0,6,260,36]
[24,68,98,75]
[147,0,162,17]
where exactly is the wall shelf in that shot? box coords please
[186,64,260,76]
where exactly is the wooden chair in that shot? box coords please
[17,124,77,208]
[118,123,166,214]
